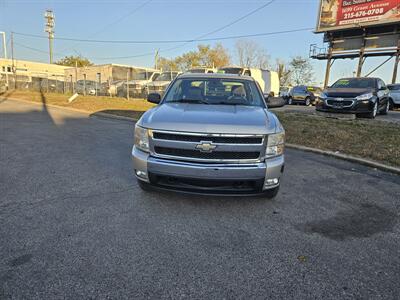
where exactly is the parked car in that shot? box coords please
[316,77,390,118]
[186,67,216,74]
[119,70,161,98]
[287,86,322,106]
[76,80,101,95]
[218,66,280,97]
[387,83,400,110]
[132,73,285,198]
[144,71,180,97]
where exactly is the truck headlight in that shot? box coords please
[266,131,285,158]
[356,93,373,101]
[134,125,150,152]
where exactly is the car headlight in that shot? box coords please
[134,125,150,152]
[266,131,285,158]
[356,93,373,101]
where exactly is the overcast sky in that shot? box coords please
[0,0,397,84]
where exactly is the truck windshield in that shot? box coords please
[331,78,376,89]
[156,72,177,81]
[163,78,265,107]
[132,72,152,80]
[219,68,243,75]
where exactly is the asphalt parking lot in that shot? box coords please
[1,100,399,299]
[271,102,400,123]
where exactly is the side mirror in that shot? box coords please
[147,93,161,104]
[379,86,386,91]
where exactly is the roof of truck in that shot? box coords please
[177,73,255,81]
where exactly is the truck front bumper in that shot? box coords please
[132,146,284,195]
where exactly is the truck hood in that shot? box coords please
[139,103,278,135]
[128,80,149,85]
[147,81,170,87]
[324,88,375,98]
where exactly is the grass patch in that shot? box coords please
[3,90,154,116]
[276,112,400,167]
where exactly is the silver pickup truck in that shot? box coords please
[132,73,285,198]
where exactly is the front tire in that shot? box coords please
[263,186,280,199]
[305,97,311,106]
[137,179,151,191]
[287,97,293,105]
[379,100,389,115]
[366,101,378,119]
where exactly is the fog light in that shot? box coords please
[265,178,279,187]
[135,170,148,179]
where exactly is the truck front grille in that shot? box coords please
[154,147,260,160]
[153,132,262,144]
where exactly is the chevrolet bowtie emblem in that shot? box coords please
[196,141,217,153]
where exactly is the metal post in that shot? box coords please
[44,10,55,64]
[0,32,9,90]
[392,41,400,84]
[356,34,367,77]
[126,71,129,100]
[74,61,78,93]
[11,32,15,89]
[323,43,333,88]
[83,74,86,96]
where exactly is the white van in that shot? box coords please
[218,66,280,97]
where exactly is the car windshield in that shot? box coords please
[292,86,305,92]
[163,78,265,107]
[331,78,376,89]
[132,71,153,80]
[155,72,177,81]
[388,84,400,91]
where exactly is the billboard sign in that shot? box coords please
[316,0,400,32]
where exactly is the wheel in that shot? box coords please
[304,97,311,106]
[379,100,389,115]
[389,98,394,111]
[366,101,378,119]
[263,186,280,199]
[287,97,293,105]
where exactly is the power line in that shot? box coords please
[13,25,313,46]
[14,27,314,60]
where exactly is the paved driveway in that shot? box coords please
[1,100,399,299]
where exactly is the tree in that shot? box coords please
[289,56,314,85]
[275,59,291,86]
[158,44,230,71]
[235,39,270,69]
[55,55,93,67]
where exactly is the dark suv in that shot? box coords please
[316,77,390,119]
[288,86,322,106]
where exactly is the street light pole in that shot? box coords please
[0,31,9,89]
[44,10,55,64]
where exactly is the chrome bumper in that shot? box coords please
[132,146,284,191]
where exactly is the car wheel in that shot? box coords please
[305,97,311,106]
[287,97,293,105]
[379,100,389,115]
[366,101,378,119]
[263,186,280,199]
[389,98,394,110]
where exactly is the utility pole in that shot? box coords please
[154,49,159,70]
[44,10,55,64]
[0,31,8,90]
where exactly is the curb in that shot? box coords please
[3,97,399,175]
[286,143,400,175]
[2,97,138,122]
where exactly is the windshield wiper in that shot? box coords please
[168,99,209,105]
